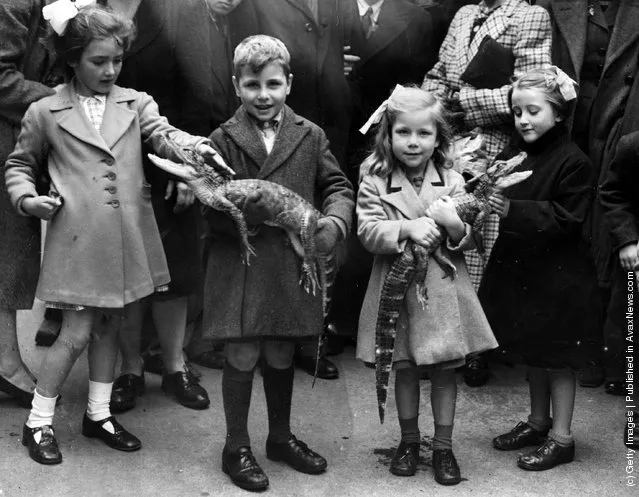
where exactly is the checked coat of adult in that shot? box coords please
[201,106,354,342]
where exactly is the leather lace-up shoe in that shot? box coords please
[463,355,489,387]
[295,355,339,380]
[81,414,141,451]
[266,435,327,474]
[22,424,62,465]
[162,371,210,410]
[390,441,419,476]
[432,449,461,485]
[110,373,145,413]
[517,438,574,470]
[493,421,549,451]
[222,446,269,492]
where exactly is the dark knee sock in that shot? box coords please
[395,367,421,443]
[263,363,294,443]
[223,362,254,452]
[433,424,453,450]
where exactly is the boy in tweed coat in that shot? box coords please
[203,36,354,492]
[422,0,551,386]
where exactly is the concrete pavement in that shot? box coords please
[0,303,634,497]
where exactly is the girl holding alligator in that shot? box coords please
[356,85,497,486]
[4,2,223,465]
[479,67,601,471]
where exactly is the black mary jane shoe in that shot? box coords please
[222,446,269,492]
[162,371,210,410]
[390,441,419,477]
[110,372,145,413]
[463,355,490,387]
[22,424,62,465]
[81,414,141,452]
[266,435,327,474]
[517,439,575,471]
[432,449,462,486]
[0,375,34,408]
[493,421,549,451]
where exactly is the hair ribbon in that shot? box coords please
[547,65,577,102]
[359,84,405,135]
[43,0,96,35]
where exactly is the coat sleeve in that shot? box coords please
[357,175,405,255]
[445,171,476,252]
[0,2,55,126]
[459,6,552,128]
[421,7,464,100]
[600,134,639,251]
[501,155,594,244]
[316,130,355,235]
[4,101,47,212]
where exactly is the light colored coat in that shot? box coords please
[5,84,204,308]
[356,165,497,366]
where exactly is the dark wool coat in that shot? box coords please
[5,85,205,308]
[232,0,353,168]
[537,0,639,286]
[115,0,200,296]
[0,0,58,309]
[202,106,354,341]
[478,126,602,368]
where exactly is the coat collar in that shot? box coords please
[221,105,311,179]
[354,0,413,65]
[465,0,523,67]
[550,0,587,77]
[380,162,446,220]
[49,84,137,156]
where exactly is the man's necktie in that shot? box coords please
[362,7,374,39]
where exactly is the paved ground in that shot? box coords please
[0,303,634,497]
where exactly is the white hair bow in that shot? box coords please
[43,0,96,35]
[359,84,405,135]
[548,66,577,102]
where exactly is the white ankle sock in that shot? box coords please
[26,390,58,442]
[87,381,114,433]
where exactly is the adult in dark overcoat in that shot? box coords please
[0,0,60,405]
[233,0,353,169]
[537,0,639,388]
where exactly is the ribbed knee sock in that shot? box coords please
[263,363,294,443]
[223,362,254,452]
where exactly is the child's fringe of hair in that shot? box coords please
[359,86,453,181]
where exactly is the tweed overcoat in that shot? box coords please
[356,165,497,367]
[478,127,601,368]
[201,105,354,341]
[537,0,639,286]
[0,0,58,309]
[5,84,205,308]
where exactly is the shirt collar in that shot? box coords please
[249,109,284,131]
[357,0,385,20]
[77,93,107,104]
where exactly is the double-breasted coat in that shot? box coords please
[201,105,354,341]
[0,0,60,309]
[356,164,497,367]
[478,126,601,368]
[537,0,639,286]
[5,84,206,308]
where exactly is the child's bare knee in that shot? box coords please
[226,342,260,371]
[56,333,90,360]
[263,341,295,369]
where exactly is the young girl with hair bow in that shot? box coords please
[479,66,602,471]
[5,1,228,465]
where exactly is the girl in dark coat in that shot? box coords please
[479,67,601,471]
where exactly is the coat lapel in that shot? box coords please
[551,0,587,76]
[258,107,310,180]
[357,0,408,65]
[282,0,317,25]
[50,85,112,156]
[380,168,427,220]
[100,87,137,150]
[222,108,269,169]
[456,6,476,70]
[604,0,639,74]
